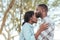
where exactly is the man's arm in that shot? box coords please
[40,22,55,40]
[34,23,48,40]
[47,23,55,40]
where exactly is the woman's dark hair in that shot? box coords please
[22,11,34,25]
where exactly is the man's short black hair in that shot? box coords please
[38,4,48,12]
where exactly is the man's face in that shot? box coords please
[35,6,43,18]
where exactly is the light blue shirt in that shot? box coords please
[20,22,36,40]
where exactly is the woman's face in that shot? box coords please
[31,13,37,23]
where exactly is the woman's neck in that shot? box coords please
[28,21,33,24]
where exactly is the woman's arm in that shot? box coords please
[23,25,36,40]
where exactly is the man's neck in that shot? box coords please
[41,15,47,19]
[41,12,47,19]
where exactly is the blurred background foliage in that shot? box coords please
[0,0,60,40]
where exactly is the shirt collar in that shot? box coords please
[41,16,49,22]
[42,16,49,20]
[25,22,33,28]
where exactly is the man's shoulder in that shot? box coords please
[47,17,53,23]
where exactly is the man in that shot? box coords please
[35,4,55,40]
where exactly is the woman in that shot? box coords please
[20,11,48,40]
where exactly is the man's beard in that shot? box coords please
[36,12,42,18]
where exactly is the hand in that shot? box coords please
[40,23,48,32]
[35,23,48,39]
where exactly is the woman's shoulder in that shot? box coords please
[22,23,31,30]
[22,23,30,27]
